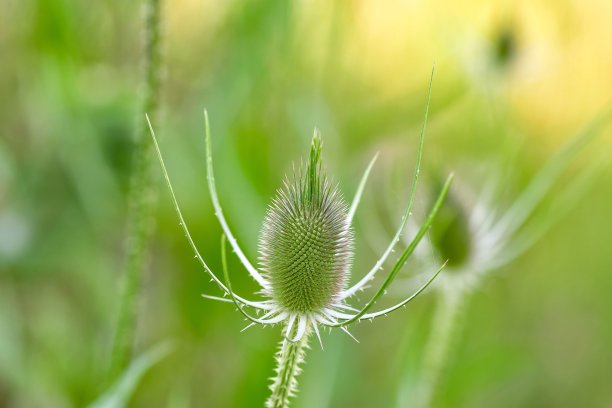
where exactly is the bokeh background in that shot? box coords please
[1,0,611,407]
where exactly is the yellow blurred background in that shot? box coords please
[0,0,611,407]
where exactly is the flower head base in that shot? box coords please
[260,131,354,314]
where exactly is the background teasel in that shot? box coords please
[2,1,612,406]
[368,112,611,408]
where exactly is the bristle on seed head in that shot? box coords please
[259,130,353,313]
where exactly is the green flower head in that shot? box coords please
[260,131,354,314]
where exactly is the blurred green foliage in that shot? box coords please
[1,0,611,407]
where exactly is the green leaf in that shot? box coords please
[89,342,173,408]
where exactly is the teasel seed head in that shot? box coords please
[259,130,354,314]
[428,183,473,269]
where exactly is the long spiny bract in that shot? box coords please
[259,130,354,314]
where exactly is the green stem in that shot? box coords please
[417,287,467,408]
[109,0,162,382]
[267,324,311,408]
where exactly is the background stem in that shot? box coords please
[417,287,467,408]
[109,0,162,382]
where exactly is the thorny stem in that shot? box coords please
[110,0,163,381]
[267,324,311,408]
[416,287,466,408]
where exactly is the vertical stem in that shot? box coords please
[109,0,162,381]
[417,287,467,408]
[267,326,311,408]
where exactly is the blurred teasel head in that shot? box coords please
[427,181,473,270]
[404,112,610,294]
[146,69,454,346]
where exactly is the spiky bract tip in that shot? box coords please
[259,130,353,313]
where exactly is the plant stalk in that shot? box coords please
[110,0,162,382]
[267,325,311,408]
[417,287,466,408]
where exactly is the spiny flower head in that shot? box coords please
[147,69,454,352]
[259,131,354,314]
